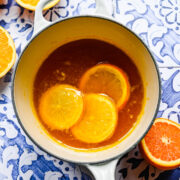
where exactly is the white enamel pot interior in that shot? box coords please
[12,0,161,179]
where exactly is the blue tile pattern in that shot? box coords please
[0,0,180,179]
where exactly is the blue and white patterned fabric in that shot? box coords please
[0,0,180,179]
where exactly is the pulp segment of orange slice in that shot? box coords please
[15,0,60,10]
[79,64,130,110]
[39,84,83,130]
[139,118,180,170]
[71,93,118,144]
[0,26,16,78]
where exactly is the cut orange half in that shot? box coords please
[0,26,16,78]
[71,93,118,144]
[139,118,180,170]
[15,0,60,11]
[79,64,130,110]
[39,84,83,130]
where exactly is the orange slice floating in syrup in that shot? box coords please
[79,64,130,110]
[39,84,83,130]
[71,93,118,144]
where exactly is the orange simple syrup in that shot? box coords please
[33,39,144,149]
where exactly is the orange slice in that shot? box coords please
[139,118,180,170]
[39,84,83,130]
[0,26,16,78]
[15,0,60,11]
[71,93,118,143]
[79,64,130,110]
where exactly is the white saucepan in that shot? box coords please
[12,0,161,179]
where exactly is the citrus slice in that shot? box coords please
[79,64,130,110]
[71,93,118,143]
[39,84,83,130]
[15,0,60,11]
[139,118,180,170]
[0,26,16,78]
